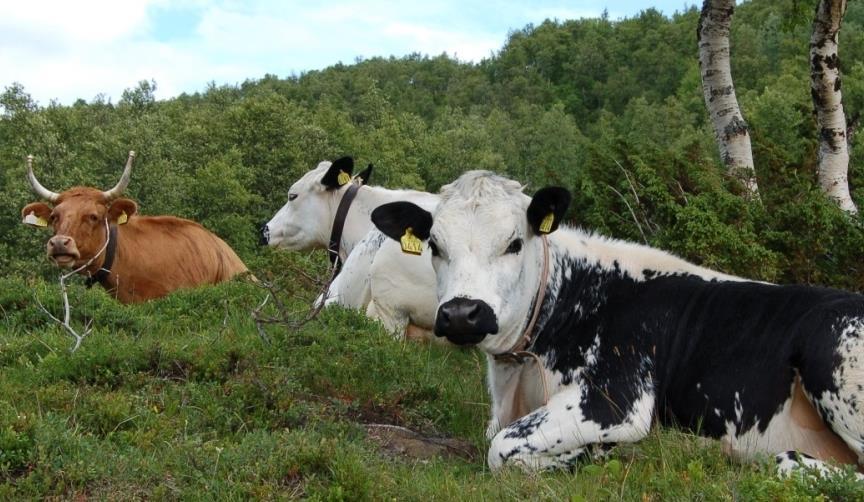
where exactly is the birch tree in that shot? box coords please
[698,0,759,198]
[811,0,858,214]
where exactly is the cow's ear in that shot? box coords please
[21,202,52,228]
[108,198,138,225]
[320,156,354,190]
[371,202,433,256]
[527,187,571,235]
[356,163,373,185]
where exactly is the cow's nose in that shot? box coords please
[48,236,71,249]
[259,224,270,246]
[435,298,499,344]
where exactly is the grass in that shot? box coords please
[0,252,862,500]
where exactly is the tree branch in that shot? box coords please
[37,219,111,352]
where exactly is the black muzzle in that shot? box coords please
[434,297,499,345]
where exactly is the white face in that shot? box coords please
[428,179,540,349]
[263,162,335,250]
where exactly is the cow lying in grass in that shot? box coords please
[21,152,249,303]
[371,170,864,478]
[260,157,440,340]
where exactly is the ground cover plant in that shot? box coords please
[0,252,862,499]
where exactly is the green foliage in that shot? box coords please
[1,272,862,499]
[3,0,864,286]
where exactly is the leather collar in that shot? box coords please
[85,225,118,288]
[492,235,552,407]
[494,235,551,360]
[327,182,361,276]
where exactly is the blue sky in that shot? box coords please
[1,1,695,105]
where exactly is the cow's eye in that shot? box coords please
[288,193,298,201]
[87,214,99,223]
[428,240,440,257]
[505,238,522,255]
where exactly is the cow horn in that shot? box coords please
[26,154,60,202]
[102,151,135,201]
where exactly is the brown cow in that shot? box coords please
[21,152,249,303]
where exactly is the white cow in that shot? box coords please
[261,157,440,340]
[371,170,864,479]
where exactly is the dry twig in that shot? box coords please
[250,259,337,343]
[614,160,659,234]
[607,184,649,245]
[36,219,111,352]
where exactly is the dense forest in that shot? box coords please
[3,0,864,289]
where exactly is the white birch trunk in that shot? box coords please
[698,0,759,198]
[811,0,858,214]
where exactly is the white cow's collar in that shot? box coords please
[497,234,550,355]
[493,235,551,403]
[327,179,364,277]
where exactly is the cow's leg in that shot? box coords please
[365,290,439,342]
[367,241,438,341]
[321,272,370,309]
[775,451,864,480]
[801,325,864,467]
[485,357,545,440]
[365,299,410,338]
[488,384,654,471]
[321,248,374,310]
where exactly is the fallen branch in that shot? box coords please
[250,259,336,342]
[36,219,111,352]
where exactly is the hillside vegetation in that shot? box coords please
[2,0,864,499]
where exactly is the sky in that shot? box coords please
[1,1,694,105]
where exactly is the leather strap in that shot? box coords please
[496,235,550,356]
[494,235,551,404]
[85,225,118,288]
[327,183,360,276]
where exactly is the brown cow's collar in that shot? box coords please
[327,182,361,277]
[85,225,118,288]
[494,235,551,404]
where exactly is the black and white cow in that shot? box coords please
[371,170,864,477]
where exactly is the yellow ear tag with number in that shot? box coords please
[337,170,351,186]
[117,211,128,225]
[23,212,48,227]
[539,212,555,234]
[400,227,423,255]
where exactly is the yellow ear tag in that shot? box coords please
[23,212,48,227]
[117,211,128,225]
[539,212,555,234]
[400,228,423,255]
[337,170,351,186]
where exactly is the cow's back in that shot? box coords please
[626,277,864,465]
[111,216,248,302]
[618,278,860,432]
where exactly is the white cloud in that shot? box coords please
[0,0,684,105]
[1,0,164,102]
[0,0,153,46]
[380,22,500,62]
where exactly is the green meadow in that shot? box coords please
[0,253,860,500]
